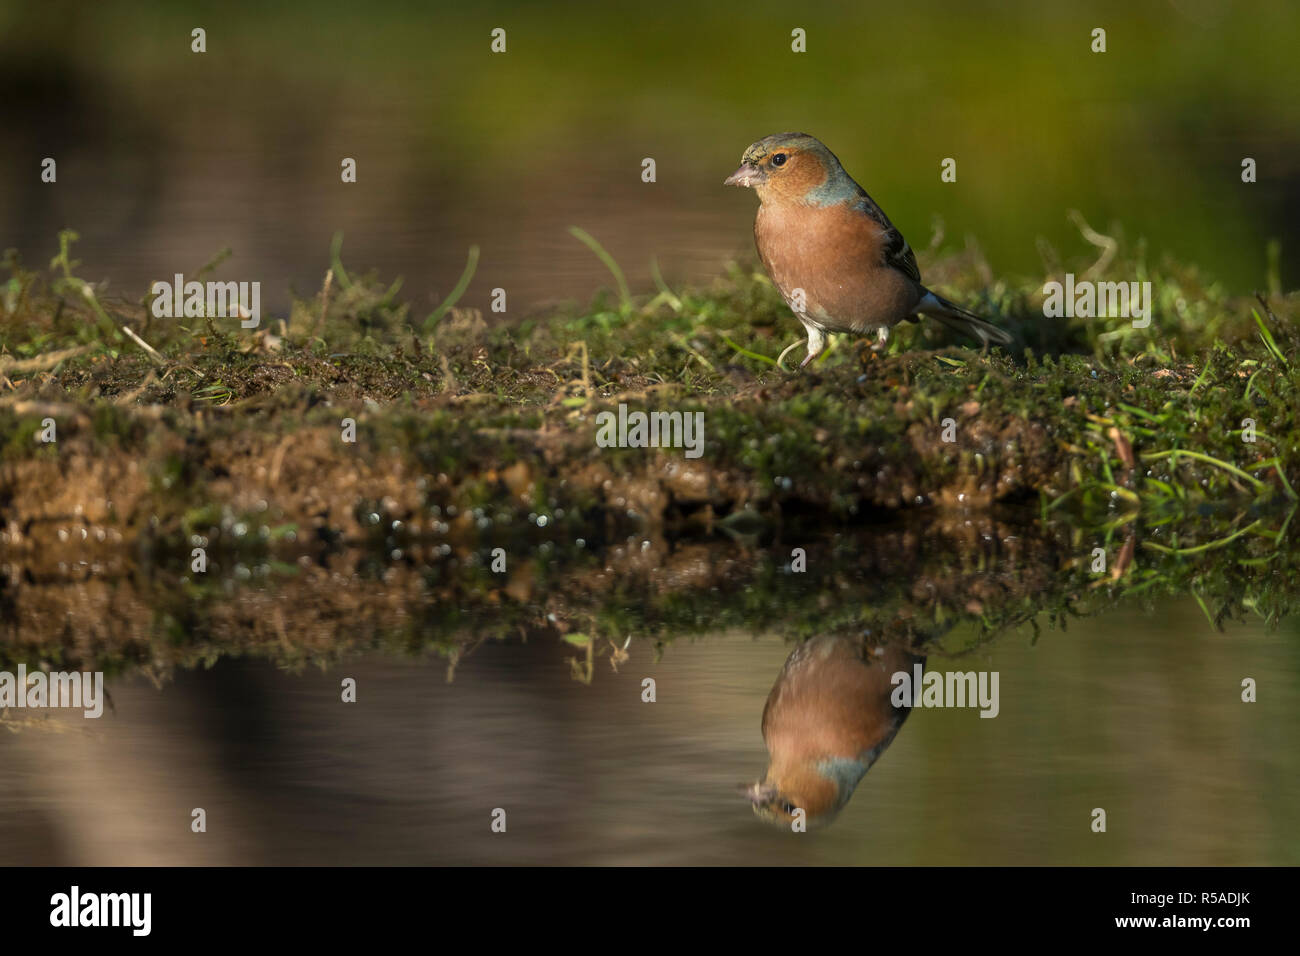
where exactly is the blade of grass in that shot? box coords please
[1140,449,1266,492]
[329,231,352,290]
[1190,585,1220,631]
[423,245,480,332]
[1142,519,1263,555]
[1254,457,1299,500]
[649,258,681,312]
[721,335,777,366]
[1252,307,1289,367]
[569,227,631,310]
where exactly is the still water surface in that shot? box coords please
[2,596,1294,865]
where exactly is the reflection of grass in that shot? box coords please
[2,506,1298,683]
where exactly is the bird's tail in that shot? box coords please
[916,290,1012,347]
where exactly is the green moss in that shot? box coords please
[1,230,1297,539]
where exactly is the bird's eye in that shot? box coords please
[771,153,788,167]
[781,801,796,815]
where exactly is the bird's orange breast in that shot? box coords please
[762,635,919,765]
[755,201,920,332]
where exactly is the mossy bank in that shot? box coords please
[1,232,1297,557]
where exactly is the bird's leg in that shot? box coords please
[798,322,827,369]
[871,325,890,352]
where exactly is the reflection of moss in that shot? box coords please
[180,503,222,538]
[3,417,51,458]
[1,509,1297,683]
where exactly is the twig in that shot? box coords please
[121,325,167,366]
[0,345,91,375]
[113,371,158,406]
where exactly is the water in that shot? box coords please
[2,572,1295,865]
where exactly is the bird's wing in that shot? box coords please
[761,638,818,739]
[852,196,921,283]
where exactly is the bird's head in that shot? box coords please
[743,758,858,829]
[724,132,856,206]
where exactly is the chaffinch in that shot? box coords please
[746,634,923,828]
[725,132,1012,368]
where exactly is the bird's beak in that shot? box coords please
[741,781,778,805]
[724,162,766,188]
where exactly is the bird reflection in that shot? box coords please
[747,633,924,828]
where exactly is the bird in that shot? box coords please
[746,634,923,828]
[725,132,1012,369]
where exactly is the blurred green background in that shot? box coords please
[1,0,1297,314]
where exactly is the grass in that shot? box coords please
[1,227,1299,679]
[0,227,1297,538]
